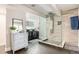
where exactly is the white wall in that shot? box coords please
[0,7,6,46]
[62,9,78,47]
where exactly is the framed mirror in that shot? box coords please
[12,18,23,31]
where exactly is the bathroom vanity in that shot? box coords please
[10,18,28,54]
[11,31,28,54]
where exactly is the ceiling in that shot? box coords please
[56,4,79,11]
[24,4,52,15]
[24,4,79,15]
[24,4,60,15]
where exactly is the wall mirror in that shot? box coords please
[12,18,23,32]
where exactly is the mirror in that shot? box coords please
[12,18,23,32]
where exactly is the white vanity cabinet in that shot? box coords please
[11,31,28,53]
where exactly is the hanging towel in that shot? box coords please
[70,16,78,30]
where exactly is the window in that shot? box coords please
[26,12,39,30]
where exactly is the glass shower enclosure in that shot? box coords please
[39,13,64,48]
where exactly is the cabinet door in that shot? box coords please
[12,32,28,51]
[23,33,28,46]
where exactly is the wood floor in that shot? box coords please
[0,45,5,54]
[10,39,79,54]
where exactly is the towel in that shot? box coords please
[70,16,78,30]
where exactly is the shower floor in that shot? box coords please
[39,39,63,48]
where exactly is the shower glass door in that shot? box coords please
[39,15,63,47]
[46,15,63,47]
[39,17,47,40]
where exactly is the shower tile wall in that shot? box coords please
[47,16,62,44]
[54,16,62,43]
